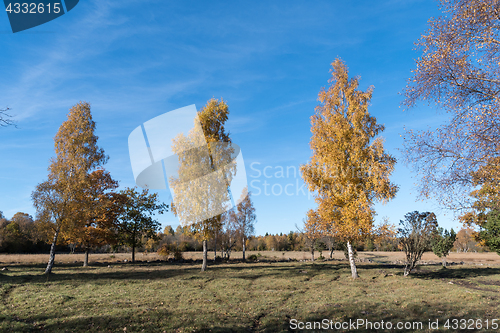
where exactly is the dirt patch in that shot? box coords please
[452,280,496,293]
[477,280,500,287]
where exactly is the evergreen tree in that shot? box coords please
[432,227,457,267]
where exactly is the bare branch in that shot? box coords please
[0,107,16,128]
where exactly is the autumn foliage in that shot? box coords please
[403,0,500,217]
[301,59,398,277]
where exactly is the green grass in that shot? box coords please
[1,260,500,332]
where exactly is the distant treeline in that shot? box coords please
[0,212,51,253]
[0,211,483,255]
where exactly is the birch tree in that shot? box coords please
[32,102,108,274]
[220,209,239,260]
[301,59,398,278]
[233,187,256,261]
[66,170,121,267]
[454,227,478,252]
[403,0,500,213]
[170,98,235,271]
[302,210,323,262]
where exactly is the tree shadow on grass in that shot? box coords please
[2,309,174,333]
[0,261,213,287]
[0,261,353,286]
[411,266,500,280]
[1,298,488,333]
[3,262,496,333]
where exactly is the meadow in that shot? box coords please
[1,252,500,332]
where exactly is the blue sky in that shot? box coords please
[0,0,462,236]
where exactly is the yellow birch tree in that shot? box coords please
[302,209,323,261]
[32,102,109,274]
[301,59,398,278]
[66,169,122,267]
[170,98,235,271]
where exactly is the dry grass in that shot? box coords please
[1,251,499,266]
[2,259,500,332]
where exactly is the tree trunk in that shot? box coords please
[329,247,334,259]
[442,257,447,267]
[242,237,246,261]
[83,248,89,267]
[347,241,358,278]
[311,247,314,261]
[214,231,217,261]
[132,243,135,263]
[45,226,60,274]
[131,227,136,263]
[202,239,208,271]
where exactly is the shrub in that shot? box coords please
[432,228,456,267]
[398,211,438,276]
[157,244,171,258]
[248,254,258,261]
[173,249,183,261]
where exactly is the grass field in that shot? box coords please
[2,250,499,265]
[1,252,500,332]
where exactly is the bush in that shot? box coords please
[248,254,258,261]
[173,249,183,261]
[398,211,438,276]
[156,244,172,258]
[158,244,183,261]
[157,244,171,258]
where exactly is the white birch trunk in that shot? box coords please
[347,241,358,278]
[202,239,208,271]
[45,226,60,274]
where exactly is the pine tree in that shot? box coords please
[432,227,456,267]
[479,209,500,255]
